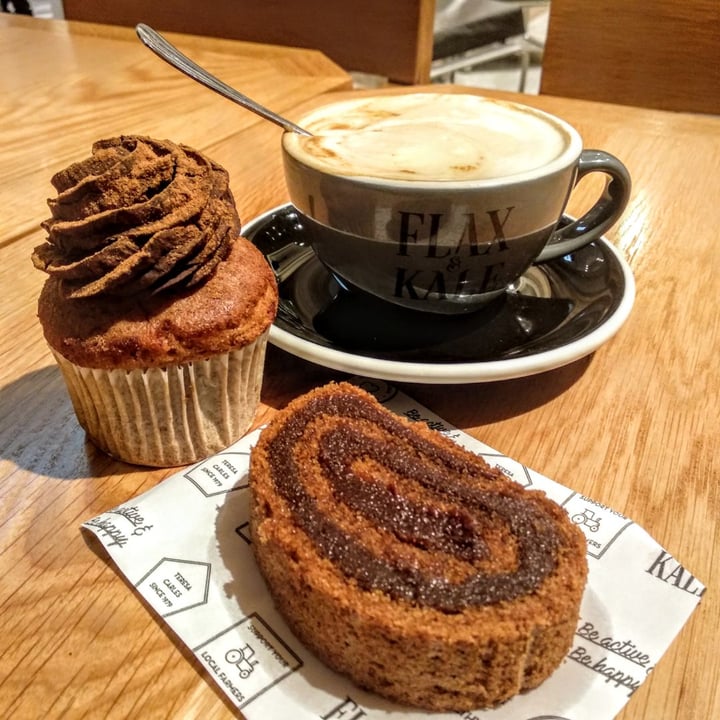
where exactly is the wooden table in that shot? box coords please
[1,15,718,720]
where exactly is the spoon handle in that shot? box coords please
[135,23,312,136]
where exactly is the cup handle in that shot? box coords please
[536,149,631,263]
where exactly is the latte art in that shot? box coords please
[284,94,572,182]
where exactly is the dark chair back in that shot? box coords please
[63,0,437,84]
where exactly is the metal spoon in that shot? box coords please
[135,23,312,136]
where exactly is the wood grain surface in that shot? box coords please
[1,15,718,720]
[542,0,720,114]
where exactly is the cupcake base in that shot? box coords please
[53,331,269,467]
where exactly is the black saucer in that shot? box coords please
[244,204,634,382]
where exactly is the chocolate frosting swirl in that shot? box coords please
[32,136,239,298]
[263,388,562,612]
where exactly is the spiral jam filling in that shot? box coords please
[32,136,239,299]
[266,391,561,612]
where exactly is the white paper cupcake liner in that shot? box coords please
[52,331,269,467]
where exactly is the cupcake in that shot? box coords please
[32,136,278,467]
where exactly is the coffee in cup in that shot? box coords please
[282,93,631,313]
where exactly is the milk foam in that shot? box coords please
[285,94,572,182]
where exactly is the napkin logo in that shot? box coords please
[321,697,367,719]
[352,377,397,404]
[562,493,633,559]
[461,713,570,720]
[194,613,302,710]
[234,521,252,544]
[184,450,251,497]
[646,551,705,597]
[571,506,603,533]
[136,558,211,618]
[403,407,457,435]
[569,620,652,697]
[225,643,259,679]
[84,505,154,548]
[480,451,534,489]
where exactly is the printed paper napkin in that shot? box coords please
[82,378,704,720]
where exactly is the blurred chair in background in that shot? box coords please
[541,0,720,114]
[431,0,549,91]
[62,0,437,85]
[1,0,33,14]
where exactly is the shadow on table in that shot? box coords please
[261,343,593,427]
[0,364,139,480]
[3,346,591,480]
[406,354,593,428]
